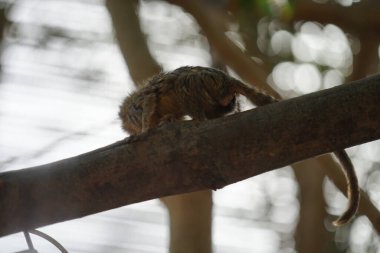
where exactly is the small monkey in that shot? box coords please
[119,66,359,226]
[119,66,277,133]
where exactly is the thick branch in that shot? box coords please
[1,75,380,237]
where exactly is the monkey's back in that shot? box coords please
[119,66,240,134]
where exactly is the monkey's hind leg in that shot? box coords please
[332,150,360,226]
[141,94,158,132]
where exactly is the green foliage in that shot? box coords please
[238,0,294,19]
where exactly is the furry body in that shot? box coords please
[119,66,277,134]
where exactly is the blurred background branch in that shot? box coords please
[105,0,161,85]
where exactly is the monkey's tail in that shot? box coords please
[332,149,360,226]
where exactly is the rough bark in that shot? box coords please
[0,75,379,237]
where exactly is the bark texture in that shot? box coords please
[0,75,379,237]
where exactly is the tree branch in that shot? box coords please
[0,75,379,237]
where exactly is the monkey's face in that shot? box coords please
[205,95,237,119]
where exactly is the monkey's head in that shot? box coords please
[204,95,237,119]
[188,67,239,118]
[198,75,238,118]
[171,66,239,119]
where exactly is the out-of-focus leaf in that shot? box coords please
[238,0,294,19]
[280,0,295,20]
[256,0,272,15]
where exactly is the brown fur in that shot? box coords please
[119,66,278,134]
